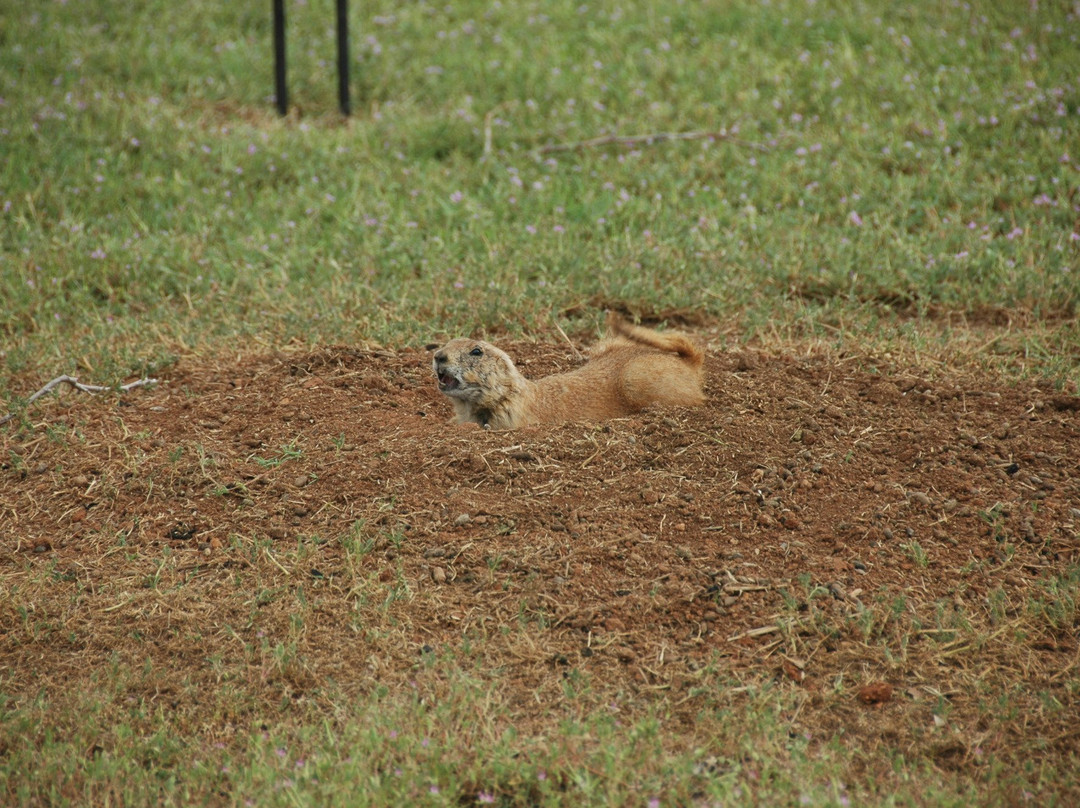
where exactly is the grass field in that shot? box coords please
[3,0,1079,385]
[2,0,1080,805]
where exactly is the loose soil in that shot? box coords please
[2,334,1079,790]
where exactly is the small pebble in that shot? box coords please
[779,513,801,530]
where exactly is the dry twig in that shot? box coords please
[535,129,768,155]
[0,374,159,425]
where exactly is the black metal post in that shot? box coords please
[336,0,350,116]
[273,0,287,116]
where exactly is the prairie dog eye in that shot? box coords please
[470,347,484,357]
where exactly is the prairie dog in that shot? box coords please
[432,313,705,430]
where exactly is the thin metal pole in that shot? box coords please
[336,0,350,116]
[273,0,287,116]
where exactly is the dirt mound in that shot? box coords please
[2,337,1078,776]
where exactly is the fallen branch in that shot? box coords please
[0,375,159,426]
[535,129,769,155]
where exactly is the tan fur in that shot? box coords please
[432,313,705,430]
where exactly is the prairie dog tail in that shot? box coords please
[606,312,704,370]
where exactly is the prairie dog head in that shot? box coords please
[432,338,525,407]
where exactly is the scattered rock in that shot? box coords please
[778,512,801,530]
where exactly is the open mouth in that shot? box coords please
[438,371,460,392]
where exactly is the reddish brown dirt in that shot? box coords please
[2,336,1079,782]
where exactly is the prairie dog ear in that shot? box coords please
[425,343,441,351]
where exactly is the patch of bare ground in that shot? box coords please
[2,336,1078,795]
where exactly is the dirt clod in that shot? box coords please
[857,683,895,706]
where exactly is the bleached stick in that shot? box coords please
[0,375,158,425]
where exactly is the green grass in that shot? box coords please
[2,0,1080,804]
[2,0,1079,385]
